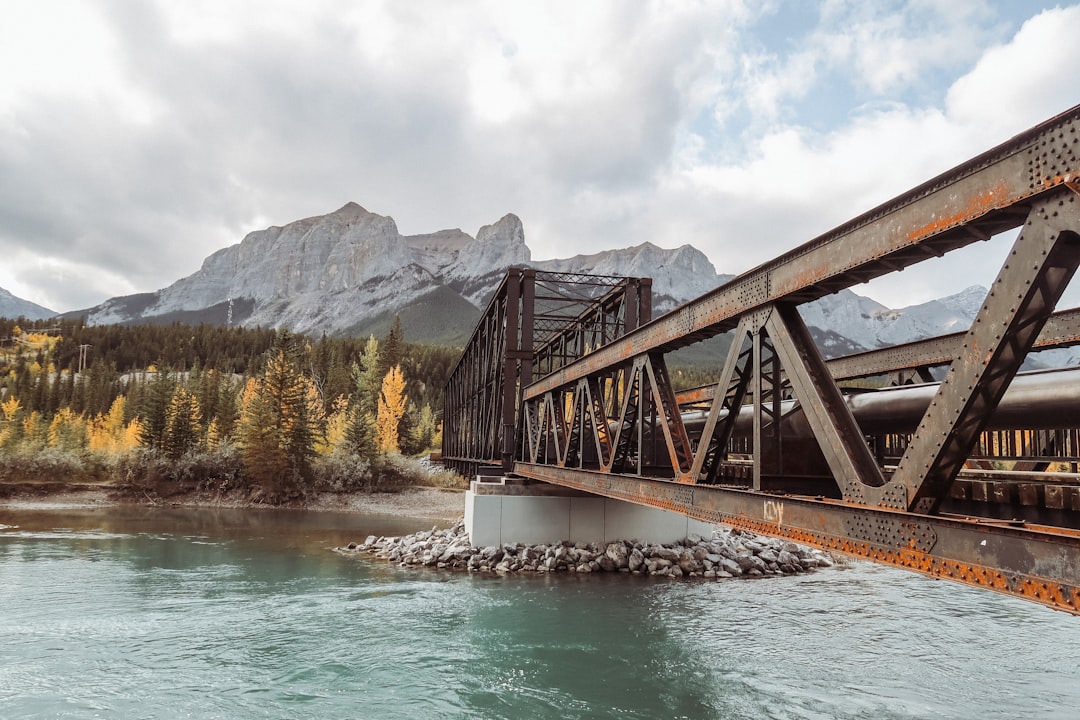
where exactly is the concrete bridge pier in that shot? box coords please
[465,476,715,548]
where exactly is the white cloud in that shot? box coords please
[946,6,1080,134]
[0,1,1076,314]
[640,4,1080,307]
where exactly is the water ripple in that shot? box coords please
[2,510,1079,719]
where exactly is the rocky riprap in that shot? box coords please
[334,521,834,579]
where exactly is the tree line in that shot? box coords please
[0,316,462,500]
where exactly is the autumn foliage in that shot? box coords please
[0,317,457,498]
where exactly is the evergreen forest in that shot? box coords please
[0,315,463,502]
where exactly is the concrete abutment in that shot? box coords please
[465,476,715,547]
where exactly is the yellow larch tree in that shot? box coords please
[0,396,23,448]
[318,395,350,455]
[48,408,86,451]
[87,396,140,456]
[376,365,408,453]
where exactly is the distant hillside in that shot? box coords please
[337,286,480,345]
[0,286,55,321]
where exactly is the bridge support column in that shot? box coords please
[465,477,715,547]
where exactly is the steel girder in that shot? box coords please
[674,306,1080,405]
[513,462,1080,616]
[823,307,1080,382]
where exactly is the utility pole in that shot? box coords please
[78,344,91,374]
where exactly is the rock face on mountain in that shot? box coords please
[798,285,989,356]
[66,201,1079,365]
[75,203,725,340]
[82,203,532,337]
[534,242,728,310]
[0,286,55,320]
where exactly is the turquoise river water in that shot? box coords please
[1,504,1078,720]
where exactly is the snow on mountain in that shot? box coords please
[799,285,990,355]
[0,286,55,320]
[534,242,727,311]
[67,201,1080,367]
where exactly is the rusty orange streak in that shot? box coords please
[906,181,1010,243]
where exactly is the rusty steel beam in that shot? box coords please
[826,306,1080,382]
[514,461,1080,616]
[674,305,1080,407]
[525,105,1080,402]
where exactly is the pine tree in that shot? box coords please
[353,336,381,415]
[162,387,203,460]
[411,402,439,453]
[235,331,322,493]
[138,369,176,450]
[236,377,288,485]
[379,317,404,378]
[343,336,380,457]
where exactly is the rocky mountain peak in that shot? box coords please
[444,213,530,279]
[533,241,723,307]
[331,201,368,216]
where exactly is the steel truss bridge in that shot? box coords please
[443,106,1080,615]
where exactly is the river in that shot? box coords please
[1,504,1077,719]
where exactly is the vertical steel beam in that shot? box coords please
[500,271,521,471]
[752,328,766,491]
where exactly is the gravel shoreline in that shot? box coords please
[0,484,466,521]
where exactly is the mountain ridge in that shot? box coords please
[0,286,56,321]
[53,202,1078,367]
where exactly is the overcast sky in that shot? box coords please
[2,1,1079,314]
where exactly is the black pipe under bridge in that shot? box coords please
[443,105,1080,615]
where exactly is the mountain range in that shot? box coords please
[2,202,1076,367]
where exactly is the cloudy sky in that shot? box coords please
[2,1,1079,313]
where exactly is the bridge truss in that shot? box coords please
[444,105,1080,614]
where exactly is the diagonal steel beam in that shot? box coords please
[689,317,755,481]
[764,304,886,500]
[643,353,695,478]
[583,377,612,467]
[891,191,1080,513]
